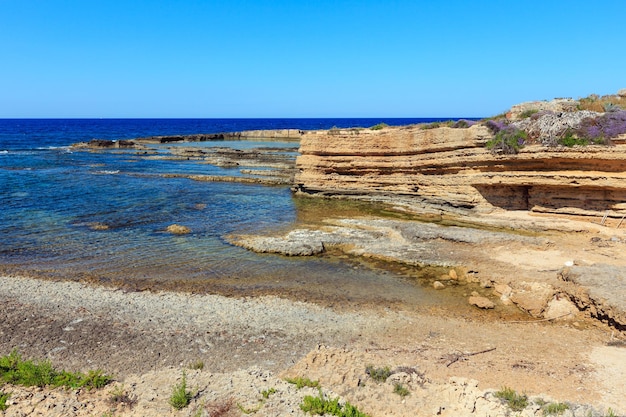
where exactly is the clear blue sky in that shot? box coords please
[1,0,624,118]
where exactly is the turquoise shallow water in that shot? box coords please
[0,118,481,308]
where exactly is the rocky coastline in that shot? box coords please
[5,93,626,415]
[226,90,626,331]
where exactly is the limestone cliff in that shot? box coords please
[293,124,626,219]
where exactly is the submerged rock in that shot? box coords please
[468,296,495,309]
[166,224,191,234]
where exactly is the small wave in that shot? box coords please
[95,170,120,175]
[36,146,71,151]
[0,150,8,154]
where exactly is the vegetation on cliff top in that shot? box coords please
[481,92,626,152]
[577,93,626,112]
[484,120,527,154]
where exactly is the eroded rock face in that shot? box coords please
[294,124,626,219]
[558,265,626,329]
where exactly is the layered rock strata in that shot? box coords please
[293,124,626,219]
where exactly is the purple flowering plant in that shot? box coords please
[577,110,626,143]
[485,125,528,154]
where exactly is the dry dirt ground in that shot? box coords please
[1,212,625,416]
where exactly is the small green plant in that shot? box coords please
[0,349,111,389]
[285,376,320,389]
[519,109,539,119]
[189,360,204,370]
[261,387,276,399]
[393,383,410,398]
[80,369,111,389]
[558,130,590,147]
[605,408,616,417]
[300,390,369,417]
[604,103,622,112]
[494,387,528,411]
[169,371,193,410]
[0,390,10,411]
[485,128,527,154]
[543,402,570,415]
[370,122,389,130]
[365,365,392,382]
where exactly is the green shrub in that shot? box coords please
[0,390,10,411]
[558,130,589,147]
[519,109,539,119]
[393,383,410,397]
[604,103,622,112]
[80,369,111,389]
[365,365,391,382]
[494,387,528,411]
[485,128,527,154]
[285,376,320,389]
[370,123,388,130]
[169,371,193,410]
[543,402,569,415]
[0,349,111,389]
[300,390,369,417]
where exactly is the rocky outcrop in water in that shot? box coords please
[71,139,146,149]
[132,129,305,144]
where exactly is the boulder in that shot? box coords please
[510,282,554,317]
[493,284,512,297]
[618,88,626,97]
[468,296,495,309]
[494,282,514,305]
[433,281,445,290]
[543,295,578,320]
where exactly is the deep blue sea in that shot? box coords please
[0,118,467,306]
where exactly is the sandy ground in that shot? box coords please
[1,212,626,416]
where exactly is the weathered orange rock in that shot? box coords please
[468,296,495,309]
[294,124,626,220]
